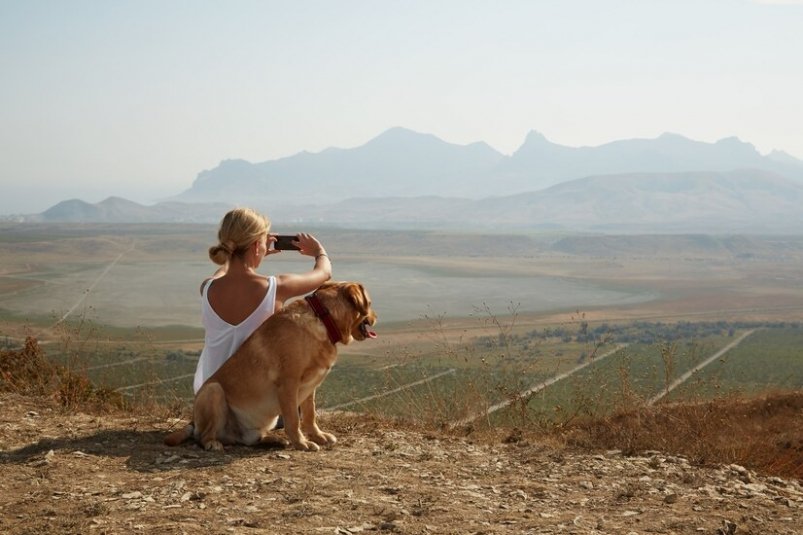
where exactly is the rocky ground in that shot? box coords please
[0,393,800,535]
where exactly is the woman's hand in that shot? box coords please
[265,235,283,256]
[273,232,332,306]
[294,233,327,258]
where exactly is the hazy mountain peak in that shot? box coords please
[360,127,503,161]
[715,136,755,149]
[521,130,552,146]
[40,198,100,221]
[216,158,254,169]
[47,198,94,209]
[368,126,440,145]
[525,129,549,141]
[98,196,141,207]
[466,140,501,153]
[657,132,691,142]
[513,130,562,156]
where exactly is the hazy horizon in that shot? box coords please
[2,1,803,214]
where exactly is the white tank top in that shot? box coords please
[193,276,277,393]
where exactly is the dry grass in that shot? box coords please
[563,391,803,479]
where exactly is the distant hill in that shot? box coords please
[469,169,803,233]
[35,197,230,223]
[174,127,803,205]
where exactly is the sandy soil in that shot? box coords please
[1,393,800,535]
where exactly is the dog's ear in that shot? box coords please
[317,281,337,292]
[345,283,369,314]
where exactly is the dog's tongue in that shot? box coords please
[362,323,378,339]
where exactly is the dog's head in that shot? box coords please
[317,281,377,344]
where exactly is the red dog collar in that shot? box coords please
[305,293,342,344]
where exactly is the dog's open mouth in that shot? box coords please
[360,320,377,339]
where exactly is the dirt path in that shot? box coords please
[456,344,629,426]
[52,243,135,327]
[648,329,757,406]
[0,393,800,535]
[324,369,457,411]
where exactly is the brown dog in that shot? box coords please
[165,281,377,451]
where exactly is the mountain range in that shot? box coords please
[22,128,803,233]
[174,127,803,205]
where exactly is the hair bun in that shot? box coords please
[221,240,236,254]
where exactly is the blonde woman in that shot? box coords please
[193,207,331,393]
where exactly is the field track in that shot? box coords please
[648,329,758,405]
[51,243,134,327]
[115,372,194,393]
[323,368,457,411]
[455,343,629,426]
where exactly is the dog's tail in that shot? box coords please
[164,423,195,447]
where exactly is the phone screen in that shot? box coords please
[273,235,300,250]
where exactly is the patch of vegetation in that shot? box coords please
[1,337,126,410]
[565,391,803,479]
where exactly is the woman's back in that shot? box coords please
[206,273,274,325]
[195,276,277,393]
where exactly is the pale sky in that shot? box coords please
[1,0,802,214]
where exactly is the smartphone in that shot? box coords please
[273,235,300,251]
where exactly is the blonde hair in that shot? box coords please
[208,208,270,265]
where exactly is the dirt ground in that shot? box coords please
[1,394,800,535]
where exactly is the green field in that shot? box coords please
[681,328,803,396]
[36,323,803,430]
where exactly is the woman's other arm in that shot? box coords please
[274,233,332,305]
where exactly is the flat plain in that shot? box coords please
[1,223,802,418]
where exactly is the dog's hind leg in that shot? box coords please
[257,433,290,448]
[164,423,195,446]
[193,382,229,451]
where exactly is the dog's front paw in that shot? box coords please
[291,438,321,452]
[203,440,224,452]
[308,431,337,447]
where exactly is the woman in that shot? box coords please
[193,207,331,393]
